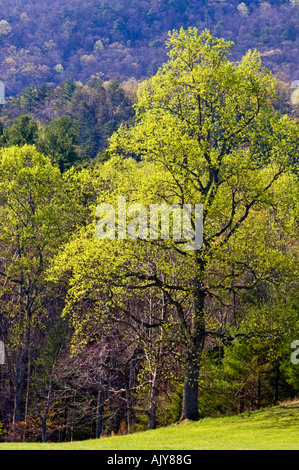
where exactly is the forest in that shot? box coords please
[1,0,299,96]
[0,2,299,446]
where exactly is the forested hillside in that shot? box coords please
[1,0,299,96]
[1,0,299,164]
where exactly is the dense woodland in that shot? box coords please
[0,2,299,445]
[0,77,136,162]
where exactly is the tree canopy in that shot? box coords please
[49,28,299,422]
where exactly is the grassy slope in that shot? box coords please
[1,401,298,450]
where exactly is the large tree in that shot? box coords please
[50,29,299,422]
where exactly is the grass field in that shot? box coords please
[1,401,298,450]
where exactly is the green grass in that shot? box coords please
[1,401,299,450]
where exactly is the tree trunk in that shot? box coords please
[13,379,25,424]
[274,362,280,406]
[257,371,261,410]
[181,355,201,421]
[13,291,32,428]
[180,279,205,421]
[41,418,47,443]
[13,348,29,425]
[96,388,105,439]
[148,369,159,429]
[125,380,132,433]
